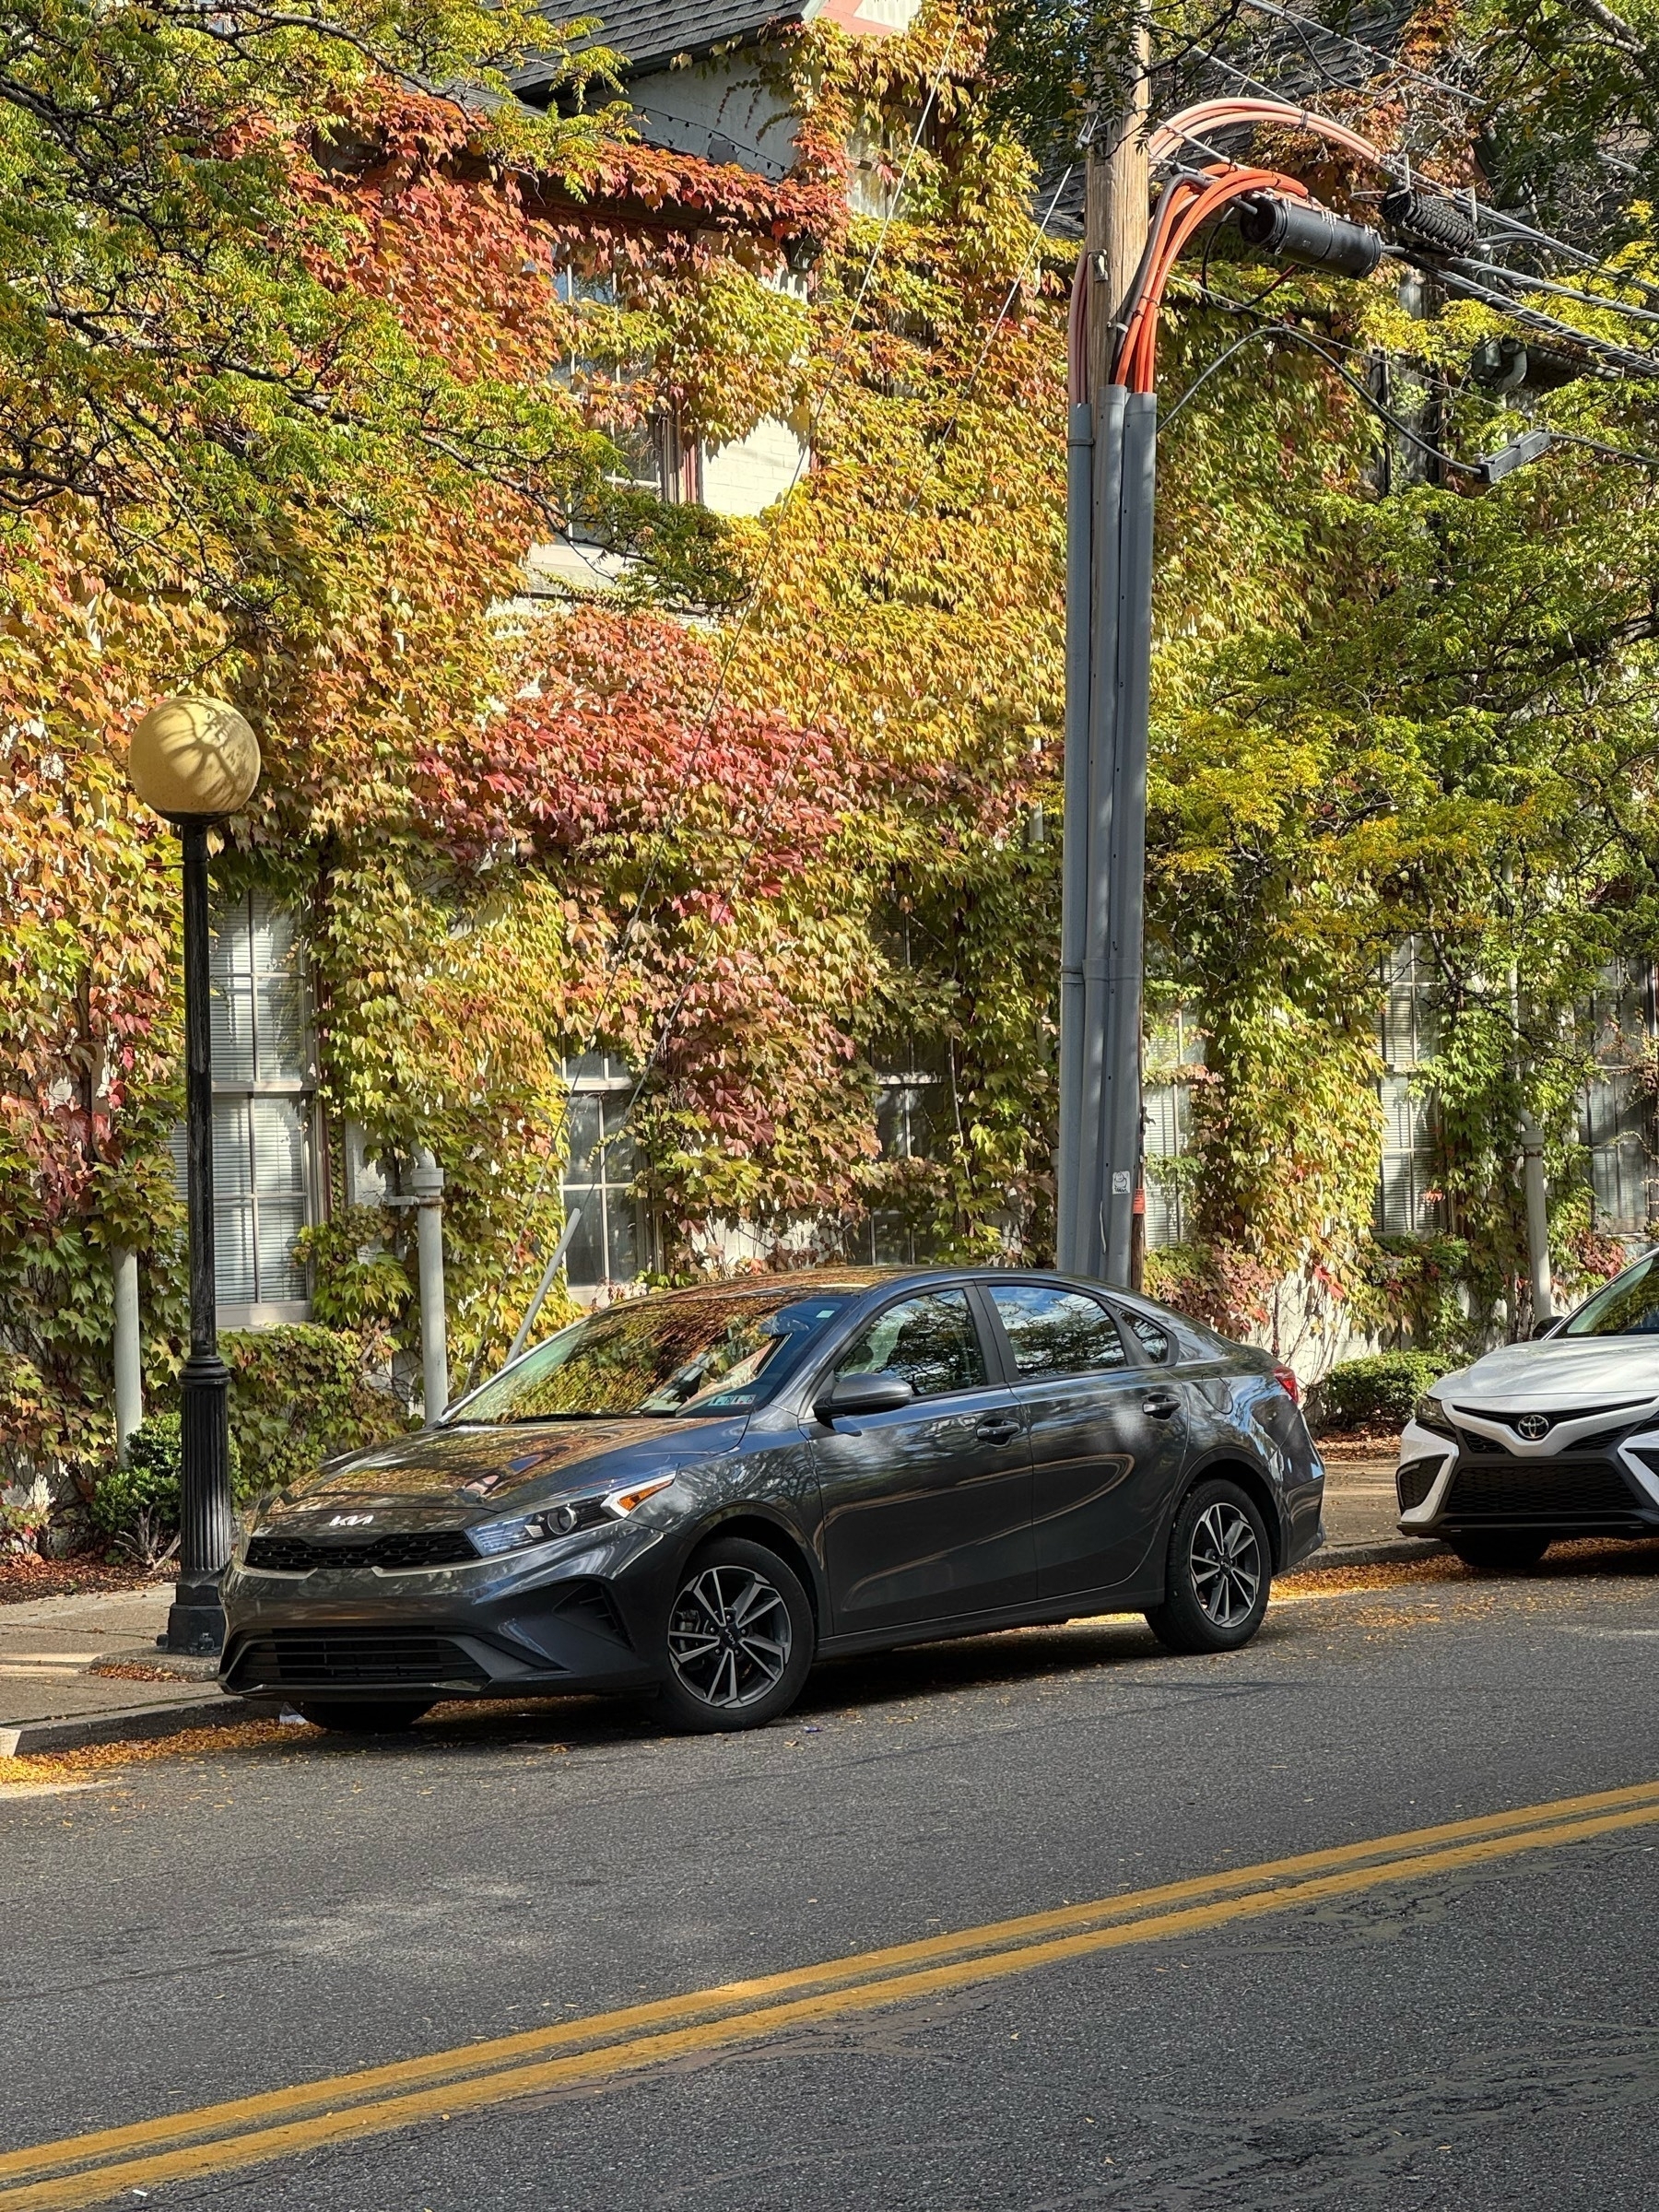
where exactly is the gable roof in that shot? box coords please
[515,0,919,98]
[584,0,805,71]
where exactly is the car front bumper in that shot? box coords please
[1394,1418,1659,1539]
[218,1524,673,1706]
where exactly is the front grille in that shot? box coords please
[246,1530,477,1572]
[1444,1459,1642,1523]
[1455,1429,1510,1456]
[1455,1420,1642,1460]
[1564,1422,1643,1456]
[226,1631,489,1691]
[1397,1460,1441,1512]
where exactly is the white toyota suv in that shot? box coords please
[1397,1248,1659,1569]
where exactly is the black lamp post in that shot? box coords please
[127,697,262,1654]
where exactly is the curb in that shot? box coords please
[1293,1537,1450,1572]
[0,1693,242,1759]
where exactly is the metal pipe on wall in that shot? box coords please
[1100,393,1158,1286]
[412,1149,450,1423]
[1056,396,1096,1276]
[1520,1110,1554,1324]
[112,1248,143,1465]
[1076,383,1129,1278]
[1059,386,1156,1287]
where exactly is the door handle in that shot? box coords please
[976,1417,1022,1445]
[1143,1392,1182,1419]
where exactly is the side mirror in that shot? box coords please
[1532,1315,1565,1340]
[814,1371,915,1424]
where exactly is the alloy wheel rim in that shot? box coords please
[667,1563,793,1710]
[1190,1501,1262,1627]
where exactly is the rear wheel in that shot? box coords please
[657,1536,814,1734]
[1147,1478,1271,1654]
[1446,1531,1550,1573]
[292,1700,432,1734]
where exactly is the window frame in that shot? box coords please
[559,1054,650,1300]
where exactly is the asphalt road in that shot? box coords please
[5,1544,1659,2212]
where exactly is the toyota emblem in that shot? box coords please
[1516,1413,1550,1442]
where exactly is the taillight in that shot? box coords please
[1272,1361,1301,1406]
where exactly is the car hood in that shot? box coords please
[270,1414,749,1524]
[1438,1336,1659,1409]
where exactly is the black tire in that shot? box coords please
[1146,1477,1272,1655]
[1446,1531,1550,1573]
[292,1700,432,1734]
[656,1535,815,1734]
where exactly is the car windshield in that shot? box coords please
[1561,1254,1659,1337]
[446,1288,859,1422]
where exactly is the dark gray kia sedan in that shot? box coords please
[219,1269,1324,1733]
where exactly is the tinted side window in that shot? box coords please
[989,1286,1126,1377]
[836,1291,987,1400]
[1123,1312,1171,1363]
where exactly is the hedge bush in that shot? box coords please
[1314,1351,1453,1432]
[223,1324,411,1497]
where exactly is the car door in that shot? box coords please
[811,1287,1035,1636]
[982,1281,1189,1602]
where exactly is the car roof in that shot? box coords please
[624,1265,1203,1323]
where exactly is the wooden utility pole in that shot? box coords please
[1084,36,1152,398]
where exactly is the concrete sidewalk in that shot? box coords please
[0,1583,232,1757]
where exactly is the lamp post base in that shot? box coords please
[163,1346,236,1656]
[161,1573,227,1657]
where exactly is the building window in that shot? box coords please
[1377,939,1441,1235]
[1580,959,1655,1235]
[171,893,318,1324]
[560,1056,644,1293]
[843,1067,939,1266]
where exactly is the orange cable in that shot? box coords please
[1115,168,1312,392]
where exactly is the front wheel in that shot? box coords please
[292,1700,432,1734]
[1147,1478,1272,1654]
[657,1536,814,1734]
[1447,1531,1550,1573]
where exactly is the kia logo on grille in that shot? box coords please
[1515,1414,1550,1442]
[326,1512,375,1527]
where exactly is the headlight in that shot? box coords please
[1413,1392,1455,1439]
[469,1474,677,1558]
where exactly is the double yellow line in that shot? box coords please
[8,1776,1659,2209]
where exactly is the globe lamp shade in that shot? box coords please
[127,697,261,823]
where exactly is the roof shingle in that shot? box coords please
[530,0,806,81]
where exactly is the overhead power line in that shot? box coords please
[1169,271,1659,472]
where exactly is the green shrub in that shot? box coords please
[88,1414,241,1563]
[223,1324,411,1498]
[1313,1351,1453,1433]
